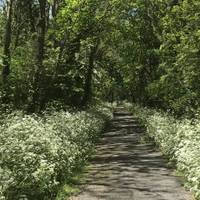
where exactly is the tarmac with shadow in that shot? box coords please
[70,107,193,200]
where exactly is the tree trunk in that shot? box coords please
[36,0,46,67]
[82,42,99,106]
[2,0,13,83]
[30,0,47,112]
[28,1,36,32]
[52,0,58,18]
[14,25,20,49]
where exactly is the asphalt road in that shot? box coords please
[70,107,193,200]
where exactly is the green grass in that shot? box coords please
[56,184,80,200]
[55,166,88,200]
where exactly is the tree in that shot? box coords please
[30,0,47,112]
[2,0,13,83]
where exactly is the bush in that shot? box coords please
[0,104,112,200]
[125,103,200,199]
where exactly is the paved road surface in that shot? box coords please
[70,107,193,200]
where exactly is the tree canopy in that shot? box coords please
[0,0,200,116]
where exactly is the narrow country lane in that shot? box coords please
[70,107,193,200]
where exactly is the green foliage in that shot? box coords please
[110,0,200,116]
[1,0,200,115]
[1,0,200,197]
[56,184,80,200]
[127,103,200,199]
[0,0,128,109]
[0,104,112,200]
[152,0,200,115]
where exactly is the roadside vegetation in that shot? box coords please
[125,103,200,199]
[1,0,200,199]
[0,103,113,200]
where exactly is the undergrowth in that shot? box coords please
[0,103,113,200]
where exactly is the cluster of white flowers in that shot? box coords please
[0,104,112,200]
[125,103,200,199]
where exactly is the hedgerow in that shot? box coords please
[0,104,113,200]
[125,103,200,199]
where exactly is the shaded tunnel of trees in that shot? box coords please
[0,0,200,116]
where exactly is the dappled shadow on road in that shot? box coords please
[70,107,192,200]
